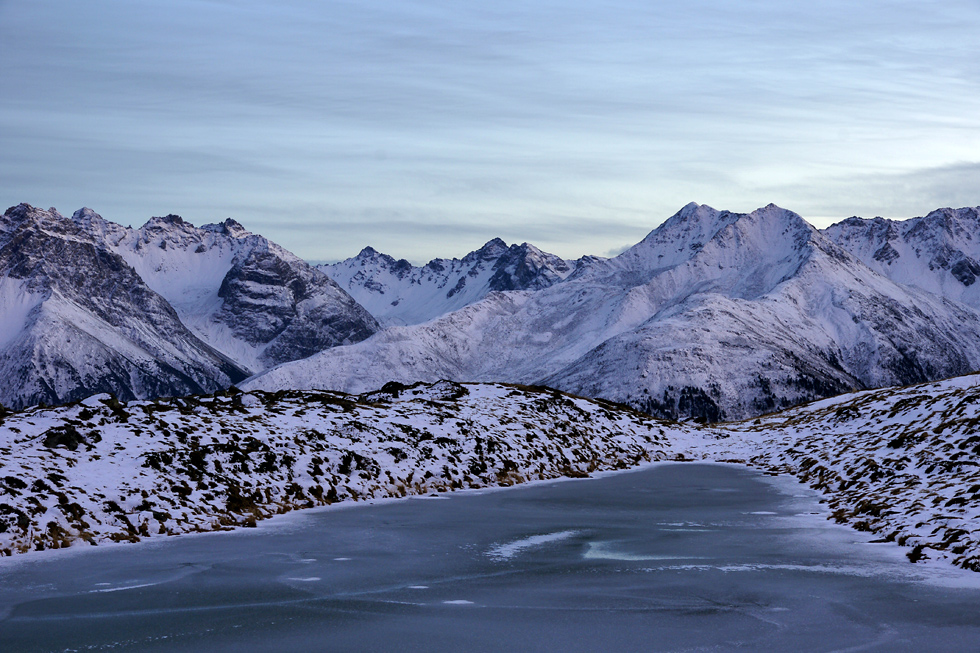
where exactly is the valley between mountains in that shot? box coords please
[3,201,980,572]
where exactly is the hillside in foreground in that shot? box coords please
[706,372,980,571]
[4,373,980,573]
[0,382,690,556]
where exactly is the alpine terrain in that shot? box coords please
[0,204,378,409]
[6,372,980,573]
[825,206,980,310]
[75,207,379,372]
[320,238,584,326]
[247,203,980,421]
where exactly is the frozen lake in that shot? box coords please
[3,463,980,651]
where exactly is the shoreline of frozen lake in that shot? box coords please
[3,463,980,652]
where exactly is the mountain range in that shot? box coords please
[246,203,980,421]
[319,238,583,326]
[3,201,980,420]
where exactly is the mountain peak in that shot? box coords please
[0,204,91,245]
[677,201,703,215]
[221,217,246,236]
[3,203,65,226]
[477,237,509,256]
[150,213,186,227]
[72,207,100,219]
[4,203,38,219]
[71,207,105,228]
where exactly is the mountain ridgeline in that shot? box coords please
[0,204,378,409]
[319,238,584,326]
[2,201,980,420]
[247,203,980,421]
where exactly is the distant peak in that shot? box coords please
[139,214,189,234]
[668,202,718,222]
[481,237,507,249]
[751,203,796,218]
[350,245,399,268]
[72,207,99,218]
[4,203,37,219]
[477,237,509,257]
[2,203,64,224]
[221,217,246,236]
[71,207,104,225]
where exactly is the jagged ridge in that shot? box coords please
[0,203,380,409]
[74,207,379,373]
[249,204,980,421]
[0,205,248,409]
[320,238,581,326]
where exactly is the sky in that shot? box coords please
[1,1,978,263]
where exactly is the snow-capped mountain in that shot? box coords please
[0,203,380,409]
[246,203,980,421]
[74,208,379,373]
[0,204,248,409]
[824,206,980,310]
[320,238,581,326]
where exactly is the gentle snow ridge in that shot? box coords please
[700,372,980,572]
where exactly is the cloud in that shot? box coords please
[2,0,979,261]
[756,161,980,227]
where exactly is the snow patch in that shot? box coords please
[487,530,579,561]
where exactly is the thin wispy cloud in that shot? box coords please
[1,0,977,261]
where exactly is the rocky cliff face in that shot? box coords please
[215,242,378,367]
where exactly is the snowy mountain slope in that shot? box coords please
[246,204,980,421]
[320,238,580,326]
[824,206,980,310]
[74,208,379,373]
[0,204,247,410]
[0,382,687,555]
[705,372,980,572]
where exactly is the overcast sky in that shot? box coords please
[2,1,978,262]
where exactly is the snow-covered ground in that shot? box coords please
[6,373,980,573]
[702,372,980,572]
[0,381,693,557]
